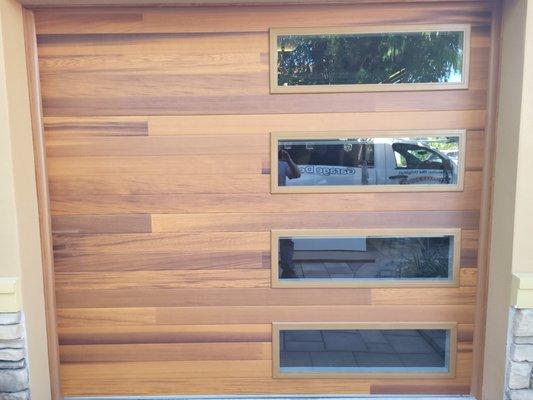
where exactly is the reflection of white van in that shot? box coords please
[442,149,459,163]
[284,138,458,187]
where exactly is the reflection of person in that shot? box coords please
[278,149,301,186]
[277,149,300,279]
[279,239,297,279]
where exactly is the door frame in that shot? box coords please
[21,2,502,399]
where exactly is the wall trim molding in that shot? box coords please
[512,273,533,308]
[0,277,21,313]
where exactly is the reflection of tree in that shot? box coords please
[422,136,460,152]
[398,238,450,278]
[278,32,463,85]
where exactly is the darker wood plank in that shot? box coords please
[371,383,470,395]
[53,250,268,272]
[44,117,148,137]
[58,324,271,345]
[52,214,151,233]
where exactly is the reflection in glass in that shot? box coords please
[277,136,460,188]
[277,235,455,282]
[276,30,464,86]
[279,328,450,373]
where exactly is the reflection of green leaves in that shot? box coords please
[399,238,450,278]
[278,31,463,85]
[421,136,460,151]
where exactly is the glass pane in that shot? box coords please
[276,30,464,86]
[277,136,460,188]
[279,328,451,374]
[277,234,455,282]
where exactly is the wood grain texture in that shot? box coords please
[59,342,272,362]
[51,214,151,233]
[36,15,491,116]
[34,1,497,396]
[55,287,476,308]
[53,250,268,272]
[34,3,493,35]
[58,324,272,345]
[150,211,481,232]
[43,110,486,137]
[49,172,483,214]
[57,305,476,327]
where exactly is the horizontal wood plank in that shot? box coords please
[43,111,486,138]
[52,229,478,254]
[56,287,374,308]
[52,214,151,234]
[46,155,264,176]
[60,342,271,363]
[55,287,474,308]
[55,269,271,289]
[58,324,272,345]
[60,374,375,396]
[34,3,493,35]
[56,305,476,327]
[53,250,268,272]
[151,211,480,232]
[44,116,148,137]
[49,170,482,215]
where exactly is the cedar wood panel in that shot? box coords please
[34,1,495,396]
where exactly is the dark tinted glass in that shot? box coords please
[277,136,460,187]
[277,235,454,282]
[276,30,464,86]
[279,328,450,373]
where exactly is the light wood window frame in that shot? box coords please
[271,228,461,288]
[272,321,457,379]
[271,129,466,193]
[270,24,471,94]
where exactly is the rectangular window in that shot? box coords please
[270,25,470,93]
[273,323,456,378]
[271,130,465,193]
[271,229,460,288]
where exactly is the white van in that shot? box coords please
[282,138,458,187]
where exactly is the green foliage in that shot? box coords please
[398,238,451,279]
[278,31,463,85]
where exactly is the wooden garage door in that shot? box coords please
[34,1,495,397]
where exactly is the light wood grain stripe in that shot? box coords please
[56,305,476,327]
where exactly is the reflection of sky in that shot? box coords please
[446,69,462,83]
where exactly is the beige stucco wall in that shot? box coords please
[0,0,52,398]
[483,0,533,398]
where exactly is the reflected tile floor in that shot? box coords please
[280,329,446,369]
